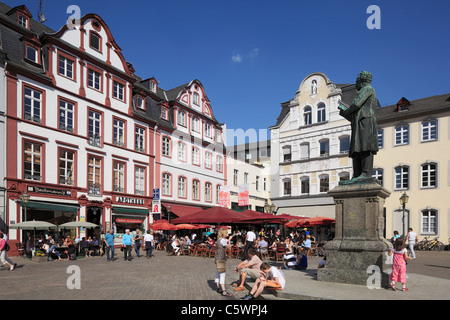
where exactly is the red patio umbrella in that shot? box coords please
[171,206,246,224]
[174,224,198,230]
[150,219,176,231]
[193,224,211,229]
[298,217,335,227]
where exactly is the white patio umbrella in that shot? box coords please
[9,220,58,245]
[59,221,99,229]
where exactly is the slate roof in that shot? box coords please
[375,93,450,124]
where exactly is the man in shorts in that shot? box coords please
[242,262,286,300]
[232,248,262,291]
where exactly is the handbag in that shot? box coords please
[216,259,226,273]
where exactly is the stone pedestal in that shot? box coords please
[317,182,392,287]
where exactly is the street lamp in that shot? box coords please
[399,192,409,240]
[21,191,30,222]
[167,204,172,223]
[264,200,277,215]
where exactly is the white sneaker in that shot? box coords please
[10,265,14,271]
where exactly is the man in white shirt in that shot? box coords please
[406,228,417,259]
[243,262,286,300]
[244,228,257,260]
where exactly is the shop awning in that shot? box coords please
[20,201,79,212]
[163,204,204,218]
[112,207,149,214]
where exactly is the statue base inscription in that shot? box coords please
[317,182,392,287]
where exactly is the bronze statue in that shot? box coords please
[338,71,379,183]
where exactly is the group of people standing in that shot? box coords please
[105,228,155,262]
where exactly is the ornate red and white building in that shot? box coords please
[0,3,227,254]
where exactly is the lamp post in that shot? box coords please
[21,191,30,222]
[167,204,172,223]
[399,192,409,241]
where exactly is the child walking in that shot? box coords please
[388,239,412,291]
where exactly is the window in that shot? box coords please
[339,172,350,182]
[178,142,186,162]
[149,81,156,93]
[422,120,437,142]
[58,55,74,79]
[59,99,75,133]
[88,69,101,91]
[113,161,125,193]
[205,182,212,202]
[90,32,101,51]
[137,97,145,109]
[162,173,172,196]
[178,176,187,198]
[25,45,38,63]
[395,124,409,145]
[283,179,291,196]
[18,15,28,28]
[372,168,383,186]
[192,180,200,200]
[256,176,260,191]
[317,103,326,123]
[320,139,329,157]
[177,110,186,127]
[193,92,199,106]
[192,147,200,166]
[216,156,223,172]
[192,118,200,132]
[244,172,248,185]
[24,86,42,124]
[339,136,350,154]
[135,167,145,196]
[161,107,168,120]
[304,107,312,126]
[59,149,75,185]
[162,136,171,157]
[421,163,437,188]
[216,185,221,204]
[113,119,125,147]
[113,80,125,101]
[24,141,42,181]
[300,143,310,159]
[421,209,437,234]
[204,123,212,138]
[88,110,101,147]
[378,129,384,149]
[319,175,329,193]
[300,177,309,195]
[233,170,238,186]
[88,156,101,196]
[282,145,291,162]
[135,126,145,152]
[395,166,409,190]
[263,178,267,191]
[205,152,212,169]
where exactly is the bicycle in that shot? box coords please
[415,236,430,251]
[422,237,445,251]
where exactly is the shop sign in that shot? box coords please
[27,185,72,196]
[152,200,160,214]
[116,196,145,205]
[116,218,143,224]
[238,184,249,206]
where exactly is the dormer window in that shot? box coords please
[18,15,28,28]
[137,96,145,109]
[26,45,38,63]
[149,81,156,93]
[396,97,410,112]
[90,31,102,52]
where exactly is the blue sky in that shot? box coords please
[6,0,450,144]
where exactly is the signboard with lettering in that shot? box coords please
[153,188,160,201]
[238,184,249,206]
[219,185,230,207]
[116,196,145,205]
[152,200,161,214]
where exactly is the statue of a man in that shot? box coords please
[338,71,379,183]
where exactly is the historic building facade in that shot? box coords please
[374,94,450,240]
[0,4,159,249]
[153,80,227,221]
[269,72,359,217]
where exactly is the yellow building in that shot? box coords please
[375,95,450,242]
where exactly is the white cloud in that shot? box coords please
[231,54,242,63]
[231,48,260,63]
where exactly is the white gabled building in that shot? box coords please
[269,72,363,218]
